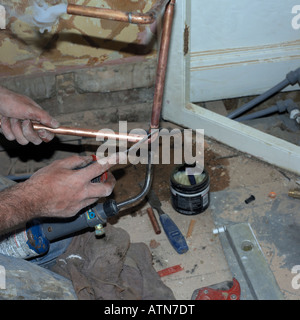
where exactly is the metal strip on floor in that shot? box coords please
[216,223,284,300]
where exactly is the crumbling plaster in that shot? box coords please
[0,0,158,78]
[0,1,158,120]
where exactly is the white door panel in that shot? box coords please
[189,0,300,102]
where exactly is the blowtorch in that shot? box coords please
[0,130,157,260]
[43,129,157,241]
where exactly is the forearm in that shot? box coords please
[0,182,39,233]
[0,154,118,234]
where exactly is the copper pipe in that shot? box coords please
[150,0,175,129]
[147,207,161,235]
[0,120,145,143]
[67,0,170,25]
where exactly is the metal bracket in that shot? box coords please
[216,222,284,300]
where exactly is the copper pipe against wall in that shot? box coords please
[0,2,174,143]
[0,120,145,143]
[67,0,170,25]
[68,0,175,131]
[150,0,175,129]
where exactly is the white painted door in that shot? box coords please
[189,0,300,102]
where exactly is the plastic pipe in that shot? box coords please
[235,105,279,122]
[227,67,300,119]
[235,100,290,122]
[235,99,299,122]
[227,79,289,119]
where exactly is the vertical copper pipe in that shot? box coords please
[150,0,175,129]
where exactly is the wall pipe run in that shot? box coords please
[67,0,170,25]
[68,0,175,131]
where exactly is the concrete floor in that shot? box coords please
[0,117,299,300]
[111,135,300,300]
[113,200,232,300]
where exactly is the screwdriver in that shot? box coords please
[143,188,189,254]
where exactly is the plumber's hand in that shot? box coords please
[0,86,59,145]
[23,154,125,219]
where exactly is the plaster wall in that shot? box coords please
[0,0,158,77]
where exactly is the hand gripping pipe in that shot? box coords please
[227,67,300,119]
